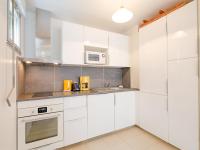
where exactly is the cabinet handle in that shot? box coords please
[6,50,15,107]
[21,114,61,123]
[67,116,86,122]
[166,79,168,112]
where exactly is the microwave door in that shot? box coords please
[85,51,106,64]
[86,52,100,64]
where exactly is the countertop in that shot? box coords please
[17,88,140,102]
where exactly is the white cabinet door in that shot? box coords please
[139,17,167,95]
[88,94,114,138]
[168,58,199,150]
[62,21,84,65]
[64,96,87,146]
[167,1,198,60]
[64,118,87,146]
[115,91,136,130]
[84,26,108,48]
[109,32,130,67]
[139,92,168,141]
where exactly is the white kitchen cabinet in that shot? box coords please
[64,118,87,146]
[88,94,114,138]
[115,91,136,130]
[64,96,87,146]
[168,58,199,150]
[139,92,168,141]
[167,1,198,60]
[139,17,167,95]
[62,21,84,65]
[84,26,108,48]
[109,32,130,67]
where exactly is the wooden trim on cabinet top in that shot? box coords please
[139,0,191,28]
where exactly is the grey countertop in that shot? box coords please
[17,88,140,102]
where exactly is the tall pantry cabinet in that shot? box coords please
[139,17,168,141]
[139,1,199,150]
[167,1,199,150]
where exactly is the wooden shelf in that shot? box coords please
[139,0,191,28]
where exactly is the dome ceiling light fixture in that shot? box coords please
[112,0,133,23]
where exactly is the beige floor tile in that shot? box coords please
[86,138,110,150]
[59,127,179,150]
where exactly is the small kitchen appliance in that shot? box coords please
[72,82,80,91]
[80,76,90,91]
[84,46,107,65]
[63,80,72,91]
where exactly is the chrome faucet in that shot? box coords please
[104,82,110,88]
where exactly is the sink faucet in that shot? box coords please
[104,82,110,88]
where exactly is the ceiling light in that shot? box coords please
[112,7,133,23]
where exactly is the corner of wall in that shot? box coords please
[127,25,140,89]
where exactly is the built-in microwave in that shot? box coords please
[85,50,107,65]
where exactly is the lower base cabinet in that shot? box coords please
[64,118,87,146]
[139,92,168,141]
[88,93,115,138]
[115,91,136,130]
[63,91,137,147]
[64,96,87,146]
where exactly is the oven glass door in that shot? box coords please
[25,117,58,143]
[18,112,63,150]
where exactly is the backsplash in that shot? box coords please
[19,63,131,94]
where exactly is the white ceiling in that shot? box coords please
[26,0,181,34]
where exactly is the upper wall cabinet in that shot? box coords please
[167,1,198,60]
[139,17,167,95]
[61,22,84,65]
[109,32,130,67]
[84,26,108,48]
[60,21,130,66]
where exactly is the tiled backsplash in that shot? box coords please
[19,63,130,94]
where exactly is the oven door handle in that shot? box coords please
[21,114,61,123]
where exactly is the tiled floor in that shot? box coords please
[60,126,179,150]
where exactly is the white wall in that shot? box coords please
[198,0,200,146]
[126,26,140,89]
[0,0,17,150]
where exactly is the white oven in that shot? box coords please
[85,50,107,65]
[18,104,64,150]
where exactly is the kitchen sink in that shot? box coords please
[92,87,124,93]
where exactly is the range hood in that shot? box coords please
[23,8,61,64]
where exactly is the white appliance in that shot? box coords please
[85,50,107,65]
[18,103,64,150]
